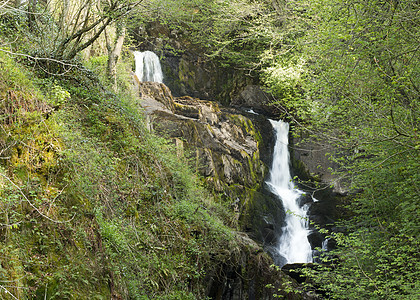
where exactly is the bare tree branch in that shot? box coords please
[0,173,75,224]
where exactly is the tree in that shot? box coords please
[52,0,144,60]
[240,0,420,297]
[264,0,419,298]
[105,20,126,91]
[135,0,286,71]
[2,0,143,60]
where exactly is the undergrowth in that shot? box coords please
[0,31,236,299]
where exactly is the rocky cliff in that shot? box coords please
[136,80,276,231]
[134,79,320,299]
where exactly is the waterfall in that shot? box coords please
[266,120,312,265]
[134,51,163,83]
[322,238,329,251]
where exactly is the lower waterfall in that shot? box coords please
[134,50,163,83]
[266,120,312,266]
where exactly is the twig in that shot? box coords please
[47,183,68,215]
[0,285,19,300]
[0,220,24,229]
[0,173,75,224]
[0,0,12,11]
[351,248,380,293]
[0,48,78,68]
[0,274,28,283]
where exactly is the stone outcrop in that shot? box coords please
[136,81,284,243]
[138,81,269,190]
[290,133,347,195]
[131,22,345,199]
[289,133,348,253]
[205,233,316,300]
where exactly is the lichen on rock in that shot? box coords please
[136,81,273,232]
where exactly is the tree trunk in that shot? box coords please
[107,25,126,91]
[27,0,37,30]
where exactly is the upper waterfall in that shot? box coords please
[134,51,163,83]
[266,120,312,266]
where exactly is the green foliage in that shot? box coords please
[2,0,417,298]
[0,50,111,299]
[245,0,420,298]
[300,229,420,299]
[0,50,36,91]
[138,0,282,69]
[0,9,28,46]
[85,55,109,76]
[302,0,419,232]
[0,20,239,298]
[260,55,311,119]
[258,0,420,298]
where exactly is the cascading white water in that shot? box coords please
[266,120,312,265]
[322,238,329,251]
[134,51,163,83]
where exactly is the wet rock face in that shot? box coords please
[289,131,348,253]
[161,53,255,106]
[153,107,263,188]
[137,83,294,263]
[205,233,312,300]
[162,54,217,99]
[152,108,264,189]
[135,82,340,256]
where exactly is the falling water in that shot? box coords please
[266,120,312,265]
[134,51,163,83]
[322,238,329,251]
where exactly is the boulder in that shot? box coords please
[290,131,348,195]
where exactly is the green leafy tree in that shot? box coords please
[136,0,287,70]
[263,0,419,298]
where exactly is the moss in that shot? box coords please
[173,102,200,118]
[178,58,197,90]
[1,49,258,299]
[227,113,263,146]
[226,114,266,188]
[290,149,315,183]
